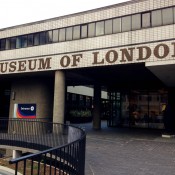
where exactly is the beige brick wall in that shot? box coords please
[0,0,175,74]
[9,77,54,120]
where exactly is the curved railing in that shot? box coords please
[0,119,86,175]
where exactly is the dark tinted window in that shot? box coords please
[0,39,6,50]
[10,37,16,49]
[46,31,53,43]
[16,36,21,48]
[81,25,88,38]
[34,33,39,46]
[66,27,73,41]
[53,29,59,42]
[88,23,95,37]
[5,38,10,50]
[21,35,27,48]
[142,12,151,28]
[59,28,66,42]
[28,34,34,47]
[40,32,46,45]
[152,10,162,27]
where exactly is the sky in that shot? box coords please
[0,0,128,29]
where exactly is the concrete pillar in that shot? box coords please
[53,71,66,124]
[93,84,101,130]
[12,150,22,159]
[164,88,175,133]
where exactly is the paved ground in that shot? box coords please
[75,121,175,175]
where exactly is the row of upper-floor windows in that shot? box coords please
[0,6,175,51]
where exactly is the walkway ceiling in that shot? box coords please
[66,63,165,89]
[146,60,175,87]
[0,63,166,90]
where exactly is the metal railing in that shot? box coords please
[0,118,86,175]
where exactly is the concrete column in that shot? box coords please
[93,84,101,130]
[164,88,175,133]
[53,71,66,124]
[12,150,22,159]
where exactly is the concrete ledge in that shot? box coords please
[0,165,22,175]
[162,134,175,138]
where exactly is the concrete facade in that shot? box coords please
[9,77,54,120]
[0,0,175,129]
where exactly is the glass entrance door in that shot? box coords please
[108,90,167,129]
[107,92,121,127]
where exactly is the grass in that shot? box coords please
[0,158,63,175]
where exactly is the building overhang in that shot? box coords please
[146,60,175,87]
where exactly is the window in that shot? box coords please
[96,21,104,36]
[34,33,40,46]
[1,7,175,52]
[122,16,131,32]
[16,36,21,48]
[0,39,6,50]
[59,28,66,42]
[27,34,34,47]
[21,35,27,48]
[72,94,76,101]
[142,12,151,28]
[113,18,121,33]
[5,38,10,50]
[73,26,80,40]
[10,37,16,49]
[132,14,141,30]
[162,8,173,25]
[53,29,59,42]
[81,25,88,38]
[105,19,112,35]
[39,32,46,45]
[152,10,162,27]
[66,27,73,41]
[46,31,53,43]
[174,7,175,23]
[88,23,95,37]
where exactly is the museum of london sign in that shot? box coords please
[0,41,175,74]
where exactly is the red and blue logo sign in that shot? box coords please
[14,104,36,119]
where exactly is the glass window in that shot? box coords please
[39,32,46,45]
[132,14,141,30]
[174,7,175,23]
[27,34,33,47]
[53,29,59,42]
[96,21,104,36]
[46,30,53,43]
[34,33,40,46]
[142,12,151,28]
[21,35,27,48]
[73,26,80,40]
[113,18,121,33]
[0,39,6,50]
[88,23,95,37]
[66,27,73,41]
[59,28,66,42]
[151,10,162,27]
[122,16,131,32]
[81,24,88,38]
[105,19,112,35]
[10,37,16,49]
[162,8,173,25]
[16,36,21,48]
[5,38,10,50]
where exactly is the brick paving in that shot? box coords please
[76,122,175,175]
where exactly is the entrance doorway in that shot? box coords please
[107,90,167,129]
[0,85,11,118]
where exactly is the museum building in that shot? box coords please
[0,0,175,130]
